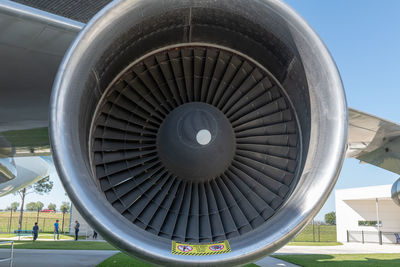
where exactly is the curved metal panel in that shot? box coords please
[391,178,400,206]
[0,158,16,183]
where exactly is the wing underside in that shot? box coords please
[347,108,400,174]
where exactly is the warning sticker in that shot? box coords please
[171,240,231,256]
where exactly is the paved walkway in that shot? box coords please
[256,256,300,267]
[0,249,118,267]
[275,243,400,254]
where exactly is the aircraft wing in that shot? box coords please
[0,0,85,158]
[347,108,400,174]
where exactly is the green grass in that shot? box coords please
[0,233,85,240]
[97,253,152,267]
[287,242,343,246]
[292,224,337,242]
[0,211,70,232]
[0,233,15,238]
[0,240,117,250]
[97,252,260,267]
[273,254,400,267]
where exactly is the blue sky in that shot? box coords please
[1,1,400,221]
[286,0,400,220]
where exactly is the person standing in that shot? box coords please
[54,220,60,240]
[92,230,98,240]
[32,222,39,241]
[74,221,80,241]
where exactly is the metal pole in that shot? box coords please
[10,241,14,267]
[312,220,315,242]
[8,209,12,233]
[376,198,380,232]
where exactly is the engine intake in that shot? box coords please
[50,0,347,265]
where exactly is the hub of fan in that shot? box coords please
[157,102,235,182]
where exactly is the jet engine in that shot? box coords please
[50,0,347,265]
[392,178,400,206]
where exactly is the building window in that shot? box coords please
[358,220,382,227]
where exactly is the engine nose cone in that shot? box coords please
[157,102,235,182]
[196,129,211,145]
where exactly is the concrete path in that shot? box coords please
[255,256,300,267]
[275,243,400,254]
[0,249,118,267]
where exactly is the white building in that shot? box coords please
[336,185,400,244]
[70,203,97,238]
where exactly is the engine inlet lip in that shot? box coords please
[50,0,348,265]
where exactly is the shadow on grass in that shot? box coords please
[273,254,400,267]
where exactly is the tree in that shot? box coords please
[35,201,44,222]
[15,176,53,235]
[325,211,336,225]
[60,202,70,232]
[26,202,38,211]
[10,202,19,212]
[48,203,57,211]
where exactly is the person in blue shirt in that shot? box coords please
[32,222,39,241]
[54,220,60,240]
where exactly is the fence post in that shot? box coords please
[379,231,382,245]
[318,225,320,242]
[362,230,364,244]
[8,210,12,233]
[312,222,315,242]
[347,230,349,243]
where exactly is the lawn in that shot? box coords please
[292,224,337,242]
[273,254,400,267]
[0,232,85,240]
[287,242,342,246]
[97,253,153,267]
[0,211,70,232]
[0,240,116,250]
[97,252,260,267]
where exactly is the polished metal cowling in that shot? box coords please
[50,0,347,265]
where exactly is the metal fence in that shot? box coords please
[347,230,400,245]
[292,224,337,242]
[0,213,70,233]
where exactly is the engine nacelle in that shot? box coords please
[392,178,400,206]
[50,0,347,265]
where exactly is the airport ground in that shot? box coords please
[1,238,399,266]
[1,221,399,266]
